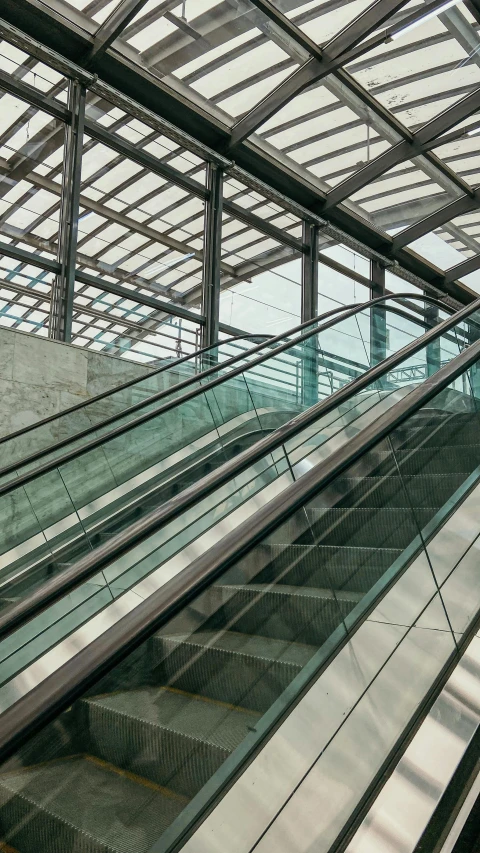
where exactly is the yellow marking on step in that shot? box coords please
[0,843,19,852]
[84,755,188,802]
[163,685,259,717]
[87,684,259,717]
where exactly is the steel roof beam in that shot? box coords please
[445,252,480,282]
[1,1,478,306]
[85,0,151,64]
[230,0,411,148]
[393,191,480,250]
[323,85,480,211]
[0,67,69,122]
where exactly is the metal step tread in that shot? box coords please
[256,543,402,562]
[0,756,186,853]
[308,506,438,517]
[84,686,259,754]
[249,543,401,593]
[155,629,315,669]
[316,473,467,508]
[217,583,363,605]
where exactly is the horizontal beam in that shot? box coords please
[223,198,303,252]
[0,67,69,122]
[324,85,480,210]
[11,168,235,279]
[83,118,208,200]
[0,237,207,325]
[393,191,480,250]
[83,122,302,255]
[445,252,480,283]
[0,238,60,273]
[0,1,477,307]
[74,270,206,325]
[0,64,300,262]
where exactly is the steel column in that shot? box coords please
[301,221,319,406]
[370,260,387,366]
[202,163,223,352]
[301,221,319,323]
[49,79,85,342]
[425,302,441,376]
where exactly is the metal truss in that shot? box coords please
[0,0,480,362]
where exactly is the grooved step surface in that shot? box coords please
[1,406,478,853]
[153,630,316,712]
[0,757,186,853]
[83,687,259,798]
[372,445,480,476]
[252,544,401,592]
[207,583,361,645]
[277,507,436,549]
[314,473,468,509]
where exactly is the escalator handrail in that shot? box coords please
[1,325,479,767]
[0,331,271,447]
[0,293,452,451]
[0,294,459,488]
[0,305,357,479]
[0,295,479,641]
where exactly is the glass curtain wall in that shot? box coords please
[0,27,449,373]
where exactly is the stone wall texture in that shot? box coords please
[0,328,151,437]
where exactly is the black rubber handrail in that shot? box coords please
[0,294,452,451]
[0,295,478,640]
[0,309,479,768]
[0,294,458,490]
[0,303,357,481]
[0,331,271,447]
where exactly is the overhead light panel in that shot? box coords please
[391,0,461,40]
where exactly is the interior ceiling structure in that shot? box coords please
[1,0,480,349]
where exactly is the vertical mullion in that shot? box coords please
[425,302,441,377]
[202,163,223,353]
[49,79,86,342]
[301,221,318,323]
[370,258,387,366]
[301,221,319,406]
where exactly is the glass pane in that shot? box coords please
[0,304,478,689]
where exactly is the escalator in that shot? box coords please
[0,294,456,622]
[0,302,480,851]
[0,294,452,477]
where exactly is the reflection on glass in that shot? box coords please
[5,347,480,852]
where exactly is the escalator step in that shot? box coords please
[82,686,259,799]
[206,583,361,645]
[249,543,401,592]
[0,756,186,853]
[312,473,468,509]
[394,414,479,449]
[371,445,480,477]
[152,630,315,713]
[276,507,435,549]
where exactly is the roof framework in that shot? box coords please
[1,0,480,360]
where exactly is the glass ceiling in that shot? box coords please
[1,0,480,357]
[25,0,480,273]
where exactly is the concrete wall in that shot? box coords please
[0,328,151,438]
